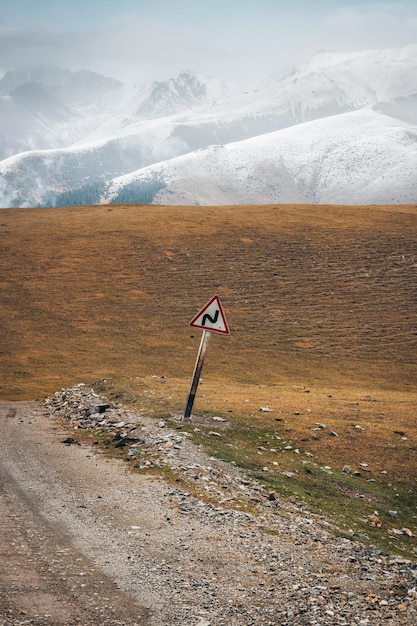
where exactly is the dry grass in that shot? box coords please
[1,203,416,395]
[1,203,416,554]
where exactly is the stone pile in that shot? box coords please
[44,383,272,513]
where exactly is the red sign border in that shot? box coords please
[189,294,230,335]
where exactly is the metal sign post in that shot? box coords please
[184,295,230,419]
[184,329,211,419]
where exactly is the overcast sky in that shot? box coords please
[1,0,416,84]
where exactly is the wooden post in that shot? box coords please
[184,330,211,419]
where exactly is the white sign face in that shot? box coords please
[189,295,230,335]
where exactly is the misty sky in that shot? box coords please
[1,0,416,84]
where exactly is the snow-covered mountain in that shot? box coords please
[106,108,416,206]
[1,44,417,207]
[131,70,223,119]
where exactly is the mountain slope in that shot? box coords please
[167,43,417,150]
[105,108,417,205]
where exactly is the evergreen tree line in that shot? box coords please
[42,178,166,208]
[111,178,166,204]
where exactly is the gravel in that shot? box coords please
[0,385,416,625]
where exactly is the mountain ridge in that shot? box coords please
[1,44,417,207]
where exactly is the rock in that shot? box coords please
[96,403,110,413]
[60,437,80,446]
[352,532,370,540]
[367,515,382,528]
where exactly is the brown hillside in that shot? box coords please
[1,203,416,399]
[2,203,416,557]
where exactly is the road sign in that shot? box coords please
[189,295,230,335]
[184,295,230,418]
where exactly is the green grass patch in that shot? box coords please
[90,377,417,560]
[168,410,417,559]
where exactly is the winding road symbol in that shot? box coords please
[189,295,230,335]
[202,309,219,326]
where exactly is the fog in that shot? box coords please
[1,0,417,85]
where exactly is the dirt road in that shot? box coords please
[1,400,416,626]
[0,402,151,625]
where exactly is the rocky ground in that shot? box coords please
[0,385,416,625]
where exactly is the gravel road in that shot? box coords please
[0,397,416,626]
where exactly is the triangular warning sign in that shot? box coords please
[189,295,230,335]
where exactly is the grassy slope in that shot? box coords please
[1,203,416,556]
